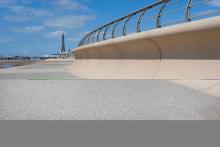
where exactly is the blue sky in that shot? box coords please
[0,0,219,56]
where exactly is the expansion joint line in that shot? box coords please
[113,44,124,59]
[95,48,103,59]
[83,50,91,59]
[148,38,162,79]
[148,38,162,60]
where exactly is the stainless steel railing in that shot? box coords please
[78,0,220,46]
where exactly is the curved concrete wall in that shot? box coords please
[69,16,220,79]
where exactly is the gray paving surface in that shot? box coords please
[0,62,76,80]
[0,62,220,120]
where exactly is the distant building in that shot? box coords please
[42,54,60,59]
[60,51,72,59]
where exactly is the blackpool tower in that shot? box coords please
[60,32,65,54]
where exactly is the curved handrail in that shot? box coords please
[78,0,220,46]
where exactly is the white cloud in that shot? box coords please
[13,26,45,33]
[0,0,15,6]
[5,5,52,19]
[1,0,52,22]
[1,0,93,27]
[0,0,35,6]
[8,5,27,13]
[68,37,80,42]
[8,5,51,16]
[56,0,87,10]
[3,5,52,22]
[210,0,220,7]
[18,0,35,5]
[47,31,65,38]
[4,15,30,22]
[25,26,45,32]
[0,38,11,44]
[45,15,95,29]
[44,0,87,10]
[0,0,88,10]
[31,9,52,17]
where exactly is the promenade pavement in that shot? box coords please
[0,61,220,120]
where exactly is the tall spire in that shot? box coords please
[61,32,65,54]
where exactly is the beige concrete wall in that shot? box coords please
[69,16,220,79]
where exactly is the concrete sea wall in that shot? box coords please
[69,16,220,79]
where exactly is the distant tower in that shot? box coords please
[61,32,65,54]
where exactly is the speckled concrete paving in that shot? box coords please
[0,62,220,120]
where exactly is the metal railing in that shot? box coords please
[79,0,220,46]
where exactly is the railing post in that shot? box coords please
[123,16,132,36]
[86,33,93,44]
[79,37,84,46]
[81,34,89,46]
[97,28,103,42]
[91,31,97,43]
[112,20,121,38]
[78,40,82,46]
[185,0,193,22]
[84,34,90,45]
[103,25,111,40]
[157,0,169,28]
[137,11,146,33]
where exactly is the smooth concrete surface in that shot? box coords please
[70,16,220,79]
